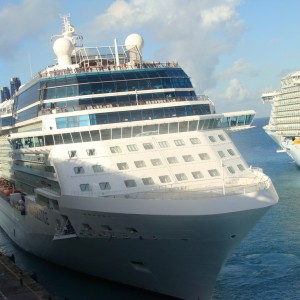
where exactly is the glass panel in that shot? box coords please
[132,126,142,136]
[45,135,54,146]
[90,130,100,141]
[53,134,63,144]
[122,127,132,138]
[159,123,168,134]
[71,132,82,143]
[124,180,137,188]
[101,129,111,140]
[112,128,122,139]
[99,182,111,190]
[81,131,91,142]
[62,133,73,143]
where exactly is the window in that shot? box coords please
[218,134,226,141]
[127,144,138,151]
[227,149,235,156]
[124,180,137,188]
[158,141,170,148]
[151,158,162,166]
[86,149,96,156]
[227,166,235,174]
[159,175,171,183]
[237,164,245,171]
[134,160,146,168]
[174,139,185,146]
[167,157,179,164]
[142,177,154,185]
[218,151,226,158]
[199,153,210,160]
[143,143,154,150]
[208,169,220,177]
[99,182,111,190]
[68,150,77,158]
[74,166,84,174]
[190,137,201,144]
[80,184,91,191]
[183,155,194,162]
[92,165,104,173]
[110,146,122,153]
[208,136,216,142]
[191,171,203,179]
[175,173,188,181]
[117,162,129,170]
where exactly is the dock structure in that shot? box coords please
[0,252,58,299]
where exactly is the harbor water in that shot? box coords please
[0,117,299,300]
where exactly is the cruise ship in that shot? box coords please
[262,71,300,166]
[0,16,278,299]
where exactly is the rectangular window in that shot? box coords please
[110,146,122,153]
[167,157,179,164]
[208,169,220,177]
[218,151,226,158]
[134,160,146,168]
[143,143,154,150]
[81,131,91,142]
[227,166,235,174]
[63,133,73,144]
[183,155,194,162]
[151,158,162,166]
[127,144,138,151]
[191,171,203,179]
[208,136,216,142]
[227,149,235,156]
[124,180,137,188]
[158,141,170,148]
[199,153,210,160]
[68,150,77,158]
[190,137,201,144]
[159,175,171,183]
[237,164,245,171]
[99,182,111,190]
[218,134,226,141]
[86,149,96,156]
[74,166,84,174]
[142,177,154,185]
[80,184,91,191]
[92,165,104,173]
[174,139,185,146]
[175,173,188,181]
[117,162,129,170]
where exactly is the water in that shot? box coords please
[0,117,299,300]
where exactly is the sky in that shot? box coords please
[1,0,300,117]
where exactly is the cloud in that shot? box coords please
[225,78,251,101]
[219,58,259,79]
[86,0,244,93]
[0,0,60,58]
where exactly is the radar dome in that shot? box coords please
[125,34,144,51]
[53,37,74,67]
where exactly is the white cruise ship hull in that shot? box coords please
[0,188,276,300]
[265,129,300,166]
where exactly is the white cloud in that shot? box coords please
[219,58,260,79]
[86,0,244,93]
[0,0,60,58]
[225,78,251,101]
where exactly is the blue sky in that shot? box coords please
[1,0,300,117]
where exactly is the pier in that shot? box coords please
[0,252,57,299]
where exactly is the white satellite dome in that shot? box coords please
[53,37,74,67]
[125,34,144,64]
[125,33,144,51]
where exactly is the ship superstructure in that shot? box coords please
[0,16,278,300]
[262,71,300,166]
